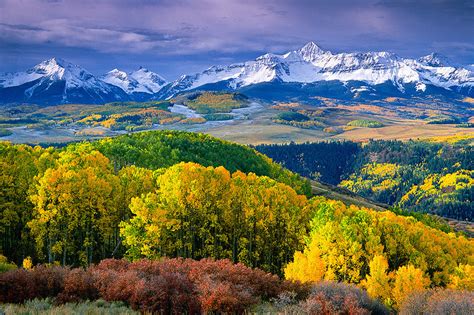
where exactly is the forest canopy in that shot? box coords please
[256,139,473,220]
[0,130,472,313]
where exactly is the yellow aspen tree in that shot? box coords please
[284,238,325,283]
[392,265,430,309]
[364,255,391,303]
[448,264,474,290]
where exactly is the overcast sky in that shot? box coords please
[1,0,473,80]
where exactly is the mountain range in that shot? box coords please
[1,42,473,105]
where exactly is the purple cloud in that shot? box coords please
[0,0,472,78]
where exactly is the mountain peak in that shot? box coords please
[44,57,67,66]
[30,57,92,81]
[301,41,324,51]
[418,53,449,67]
[36,57,76,70]
[133,67,151,74]
[102,67,167,94]
[131,68,167,86]
[109,68,124,73]
[0,57,126,104]
[107,69,129,81]
[297,41,327,62]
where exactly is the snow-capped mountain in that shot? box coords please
[0,58,128,105]
[101,67,167,96]
[158,42,474,98]
[1,44,473,105]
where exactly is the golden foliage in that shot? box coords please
[364,255,391,303]
[392,265,430,308]
[120,162,308,274]
[284,238,325,283]
[22,257,33,270]
[285,197,473,297]
[448,264,474,290]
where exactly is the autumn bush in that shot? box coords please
[187,258,285,312]
[400,289,474,315]
[0,258,307,313]
[56,268,99,303]
[300,282,388,315]
[0,265,67,304]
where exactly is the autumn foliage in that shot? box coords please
[0,258,308,313]
[300,282,388,315]
[284,197,474,309]
[121,162,309,275]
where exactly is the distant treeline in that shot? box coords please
[255,141,360,184]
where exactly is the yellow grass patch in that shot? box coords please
[462,97,474,104]
[424,133,474,144]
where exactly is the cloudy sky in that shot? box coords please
[1,0,473,80]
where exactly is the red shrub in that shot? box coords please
[188,258,283,300]
[92,268,143,302]
[0,265,68,304]
[56,268,99,303]
[129,272,200,314]
[197,275,257,313]
[29,265,68,299]
[93,258,130,272]
[0,258,309,313]
[0,269,32,303]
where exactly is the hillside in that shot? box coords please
[257,138,473,221]
[1,130,472,314]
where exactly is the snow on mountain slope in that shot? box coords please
[159,42,473,97]
[101,67,167,94]
[130,67,167,93]
[0,57,102,89]
[0,58,128,104]
[1,44,473,104]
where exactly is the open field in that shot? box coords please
[332,124,474,142]
[203,104,474,145]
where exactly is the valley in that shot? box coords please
[1,92,473,145]
[1,42,472,146]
